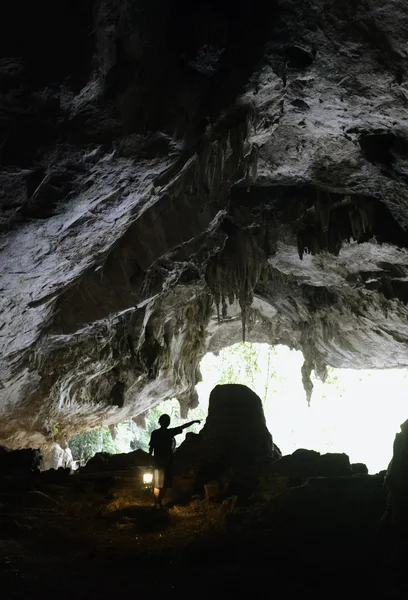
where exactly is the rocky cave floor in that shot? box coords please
[0,467,402,600]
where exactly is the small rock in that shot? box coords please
[0,519,30,539]
[23,490,58,509]
[38,483,68,497]
[204,481,220,502]
[66,502,84,517]
[351,463,369,475]
[219,495,238,516]
[71,479,95,494]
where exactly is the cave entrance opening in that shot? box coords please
[68,343,408,474]
[196,343,408,474]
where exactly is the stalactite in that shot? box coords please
[301,357,314,407]
[314,357,328,383]
[109,424,118,439]
[206,229,266,342]
[197,143,210,196]
[348,205,363,241]
[316,189,331,249]
[245,143,259,191]
[133,413,146,429]
[297,231,305,260]
[296,193,379,259]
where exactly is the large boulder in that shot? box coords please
[0,446,44,476]
[384,420,408,497]
[174,384,279,499]
[270,448,352,485]
[380,420,408,597]
[80,449,151,473]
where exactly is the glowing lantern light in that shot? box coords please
[143,472,153,485]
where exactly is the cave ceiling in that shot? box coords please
[1,0,408,448]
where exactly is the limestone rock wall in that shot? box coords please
[2,0,408,446]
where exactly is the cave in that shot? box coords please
[2,0,408,598]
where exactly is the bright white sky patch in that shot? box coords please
[196,343,408,474]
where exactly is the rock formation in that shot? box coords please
[2,0,408,448]
[0,446,44,475]
[43,443,74,471]
[270,448,352,481]
[380,420,408,595]
[173,383,280,498]
[81,448,151,473]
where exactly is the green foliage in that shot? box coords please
[68,346,408,475]
[319,366,346,399]
[68,415,167,464]
[68,342,281,462]
[68,426,120,463]
[325,367,339,385]
[209,342,280,403]
[218,342,261,389]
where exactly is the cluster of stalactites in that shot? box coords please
[296,194,375,260]
[300,354,328,407]
[206,229,266,342]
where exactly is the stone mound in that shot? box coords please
[270,448,352,483]
[173,384,279,499]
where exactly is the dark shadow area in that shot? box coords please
[359,131,408,181]
[0,0,95,89]
[0,382,406,600]
[231,184,408,257]
[99,504,170,533]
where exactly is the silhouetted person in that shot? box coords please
[149,414,201,508]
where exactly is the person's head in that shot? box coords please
[158,414,171,428]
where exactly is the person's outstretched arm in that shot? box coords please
[180,419,201,430]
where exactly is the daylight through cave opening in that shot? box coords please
[68,343,408,476]
[197,343,408,474]
[197,344,408,473]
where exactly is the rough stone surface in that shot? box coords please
[43,443,74,471]
[173,384,279,497]
[367,420,408,597]
[270,448,352,483]
[380,420,408,593]
[81,448,151,473]
[2,1,408,445]
[243,473,386,539]
[0,447,44,475]
[22,490,58,509]
[351,462,369,475]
